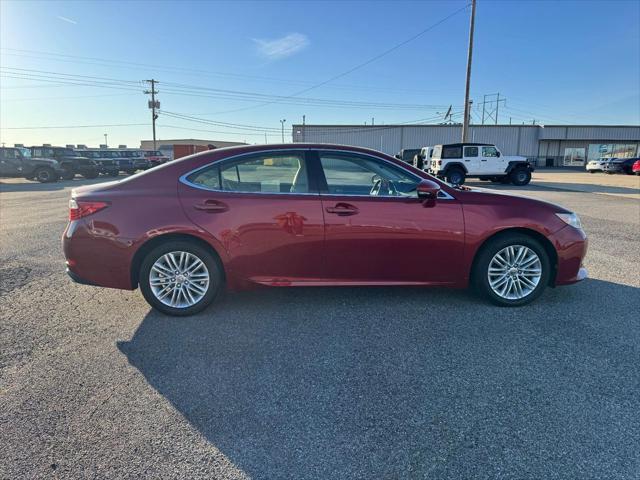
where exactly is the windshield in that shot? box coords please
[59,148,75,156]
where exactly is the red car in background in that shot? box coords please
[633,159,640,175]
[63,144,588,316]
[143,150,170,167]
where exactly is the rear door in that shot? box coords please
[314,150,465,284]
[178,150,326,285]
[463,145,480,173]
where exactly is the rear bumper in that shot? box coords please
[66,266,97,286]
[63,220,136,290]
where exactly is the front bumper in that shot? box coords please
[551,225,588,286]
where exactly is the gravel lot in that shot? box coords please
[1,172,639,479]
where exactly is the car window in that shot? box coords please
[482,146,498,157]
[187,153,308,194]
[464,146,478,157]
[319,153,418,197]
[2,149,19,159]
[442,146,462,159]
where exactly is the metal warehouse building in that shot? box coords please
[292,124,640,167]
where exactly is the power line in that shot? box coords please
[1,68,455,111]
[0,47,460,96]
[210,3,471,115]
[1,123,148,130]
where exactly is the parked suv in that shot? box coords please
[76,149,120,177]
[118,150,150,173]
[429,143,534,186]
[30,146,99,180]
[0,146,64,183]
[395,148,422,164]
[143,150,170,167]
[413,146,434,171]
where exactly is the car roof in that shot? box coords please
[436,143,494,147]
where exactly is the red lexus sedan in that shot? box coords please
[63,144,588,316]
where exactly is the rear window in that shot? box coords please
[442,146,462,159]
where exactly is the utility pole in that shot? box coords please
[144,79,159,150]
[280,119,286,143]
[103,133,108,146]
[461,0,476,142]
[371,117,375,126]
[302,114,306,142]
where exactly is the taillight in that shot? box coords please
[69,199,109,220]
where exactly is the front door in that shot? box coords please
[0,148,22,176]
[480,145,505,174]
[178,150,326,285]
[314,150,465,285]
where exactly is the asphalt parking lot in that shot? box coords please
[1,171,639,479]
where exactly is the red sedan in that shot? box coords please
[63,144,588,316]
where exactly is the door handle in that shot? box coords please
[194,200,228,213]
[325,203,359,216]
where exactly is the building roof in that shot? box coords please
[140,139,248,148]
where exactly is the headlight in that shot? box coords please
[556,212,582,229]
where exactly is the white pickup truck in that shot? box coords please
[428,143,534,186]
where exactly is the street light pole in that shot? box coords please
[104,133,108,147]
[280,119,287,143]
[461,0,476,142]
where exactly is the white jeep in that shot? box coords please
[428,143,534,186]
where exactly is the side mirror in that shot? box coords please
[416,179,441,204]
[496,151,501,157]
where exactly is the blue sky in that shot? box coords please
[1,0,638,147]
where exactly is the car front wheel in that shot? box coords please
[474,234,550,307]
[139,240,223,316]
[34,167,57,183]
[510,168,532,186]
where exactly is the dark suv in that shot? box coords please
[76,150,120,177]
[0,147,64,183]
[30,146,99,180]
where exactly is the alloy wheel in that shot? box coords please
[487,245,542,300]
[149,251,210,308]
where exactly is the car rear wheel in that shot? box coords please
[139,240,223,316]
[34,167,57,183]
[473,233,550,307]
[446,168,466,185]
[510,167,531,186]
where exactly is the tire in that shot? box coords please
[473,233,551,307]
[33,167,57,183]
[510,167,531,186]
[139,240,223,316]
[125,169,137,175]
[61,168,75,180]
[108,171,120,177]
[446,168,466,185]
[588,170,595,174]
[82,170,99,179]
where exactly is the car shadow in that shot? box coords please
[117,279,640,478]
[0,176,122,193]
